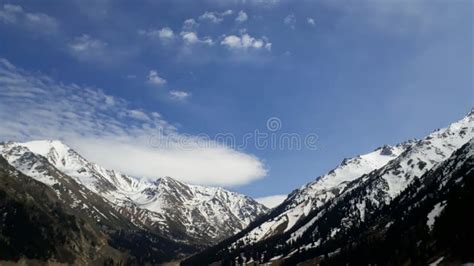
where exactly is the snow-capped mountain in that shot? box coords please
[285,138,474,265]
[0,153,196,264]
[117,176,268,245]
[234,141,412,245]
[0,140,267,246]
[0,142,134,229]
[184,109,474,265]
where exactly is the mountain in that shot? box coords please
[0,140,267,248]
[0,153,194,265]
[0,155,122,265]
[227,141,412,246]
[183,110,474,265]
[307,136,474,265]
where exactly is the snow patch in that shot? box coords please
[427,201,447,231]
[429,256,444,266]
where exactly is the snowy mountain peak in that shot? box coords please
[225,110,473,247]
[189,132,474,265]
[230,141,411,245]
[155,175,182,187]
[427,110,473,139]
[378,145,396,156]
[0,139,268,246]
[3,140,143,196]
[466,107,474,117]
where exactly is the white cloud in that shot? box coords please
[0,4,21,23]
[236,10,248,23]
[222,10,233,16]
[4,4,23,13]
[69,34,107,52]
[181,32,198,43]
[169,90,191,101]
[307,17,315,26]
[25,13,57,28]
[199,11,222,23]
[147,70,167,86]
[68,34,109,62]
[284,13,296,28]
[139,27,175,41]
[0,58,267,186]
[0,4,58,33]
[182,18,198,30]
[158,27,174,39]
[221,33,271,51]
[127,110,151,121]
[255,194,287,208]
[181,31,214,45]
[199,10,233,23]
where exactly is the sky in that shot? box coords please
[0,0,472,207]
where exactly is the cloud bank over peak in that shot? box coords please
[0,58,267,186]
[255,194,287,208]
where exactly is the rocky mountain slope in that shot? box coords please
[228,141,411,246]
[183,110,474,265]
[0,155,194,265]
[0,140,267,248]
[290,138,474,265]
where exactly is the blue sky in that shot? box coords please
[0,0,472,203]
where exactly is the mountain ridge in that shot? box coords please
[183,109,474,265]
[0,154,197,265]
[0,139,268,247]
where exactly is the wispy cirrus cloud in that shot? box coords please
[283,14,296,29]
[199,10,233,24]
[68,34,109,61]
[169,90,191,101]
[2,3,133,65]
[67,34,138,64]
[69,34,107,52]
[0,58,267,186]
[139,27,175,41]
[0,4,59,34]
